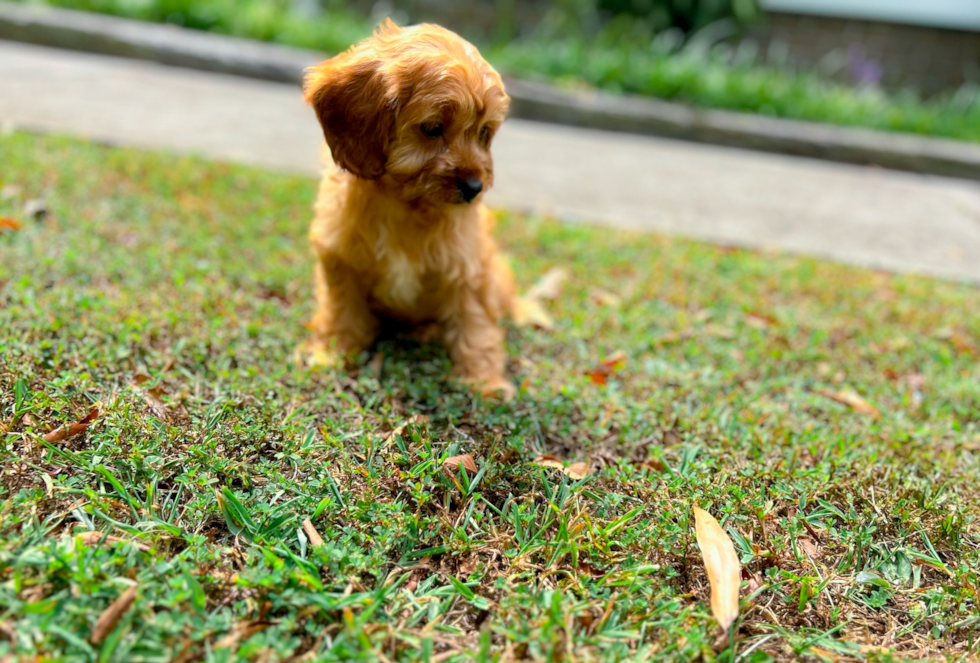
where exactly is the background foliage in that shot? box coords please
[12,0,980,142]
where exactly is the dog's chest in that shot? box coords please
[376,250,424,310]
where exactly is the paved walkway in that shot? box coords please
[4,40,980,282]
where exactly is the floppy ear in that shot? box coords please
[304,54,395,180]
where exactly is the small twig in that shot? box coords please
[302,518,324,547]
[91,586,137,644]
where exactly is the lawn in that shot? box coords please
[1,132,979,662]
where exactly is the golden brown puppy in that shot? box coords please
[301,19,517,398]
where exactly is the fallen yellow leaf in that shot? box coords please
[512,296,554,330]
[531,454,565,471]
[532,455,593,480]
[443,454,478,476]
[588,287,621,307]
[798,537,820,559]
[565,461,592,480]
[744,310,778,328]
[815,389,881,418]
[693,506,740,631]
[526,267,569,301]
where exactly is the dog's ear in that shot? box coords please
[304,52,395,180]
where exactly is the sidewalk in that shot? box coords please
[3,40,980,282]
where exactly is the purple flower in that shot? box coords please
[847,45,883,87]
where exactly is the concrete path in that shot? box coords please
[4,40,980,282]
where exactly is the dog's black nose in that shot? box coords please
[457,177,483,203]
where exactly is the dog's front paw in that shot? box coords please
[468,376,517,401]
[293,341,345,369]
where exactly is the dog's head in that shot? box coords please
[304,20,509,206]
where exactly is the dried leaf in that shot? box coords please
[744,310,777,328]
[0,217,20,231]
[442,454,477,476]
[531,454,566,471]
[512,296,553,330]
[532,455,592,480]
[132,373,153,386]
[655,329,694,346]
[588,287,621,307]
[585,371,609,386]
[76,530,150,552]
[132,374,172,420]
[604,349,627,369]
[76,531,115,546]
[693,506,740,631]
[808,646,850,662]
[798,537,820,559]
[214,620,275,651]
[91,586,137,644]
[634,458,665,472]
[815,389,881,418]
[0,620,16,649]
[585,350,628,386]
[42,405,100,443]
[513,267,569,330]
[937,328,978,356]
[302,518,324,547]
[949,332,977,356]
[0,184,22,200]
[526,267,569,301]
[904,373,926,391]
[383,414,429,444]
[654,325,735,347]
[23,198,48,220]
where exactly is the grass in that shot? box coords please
[2,131,980,662]
[10,0,980,143]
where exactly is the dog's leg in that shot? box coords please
[443,285,515,400]
[490,251,518,320]
[302,256,378,366]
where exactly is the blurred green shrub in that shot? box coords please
[491,31,980,142]
[536,0,759,40]
[11,0,980,142]
[16,0,372,52]
[596,0,760,34]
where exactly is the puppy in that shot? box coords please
[301,20,517,398]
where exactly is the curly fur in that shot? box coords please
[302,20,517,397]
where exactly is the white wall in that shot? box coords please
[760,0,980,31]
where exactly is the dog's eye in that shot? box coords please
[479,126,490,143]
[420,122,444,138]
